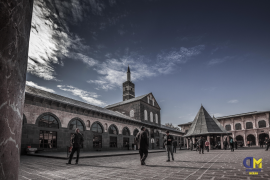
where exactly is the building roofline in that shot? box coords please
[216,110,270,119]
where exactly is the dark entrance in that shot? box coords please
[123,137,129,149]
[259,133,269,142]
[110,136,117,148]
[93,134,102,150]
[247,134,256,146]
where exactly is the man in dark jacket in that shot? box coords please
[135,126,149,165]
[198,136,205,154]
[165,131,174,162]
[173,140,177,153]
[67,128,84,165]
[265,137,270,151]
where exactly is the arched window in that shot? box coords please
[86,120,90,128]
[225,124,231,131]
[91,122,103,133]
[235,123,242,130]
[122,127,130,136]
[38,114,59,129]
[155,114,158,123]
[130,110,134,118]
[246,122,253,129]
[147,96,149,103]
[258,120,266,128]
[150,112,153,122]
[152,99,155,106]
[109,125,118,135]
[133,129,139,137]
[144,110,148,120]
[69,118,84,131]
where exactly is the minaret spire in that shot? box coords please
[127,65,131,81]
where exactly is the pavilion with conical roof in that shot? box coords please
[183,105,231,149]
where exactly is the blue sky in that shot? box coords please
[26,0,270,126]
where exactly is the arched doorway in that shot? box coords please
[91,122,103,150]
[236,135,244,147]
[259,133,269,142]
[247,134,256,146]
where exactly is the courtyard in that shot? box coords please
[19,148,270,180]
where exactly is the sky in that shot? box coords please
[26,0,270,127]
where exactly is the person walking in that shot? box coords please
[135,126,149,165]
[230,138,234,152]
[198,136,205,154]
[67,128,84,165]
[223,140,227,150]
[234,140,238,150]
[265,137,270,151]
[205,140,210,152]
[259,139,264,148]
[165,131,174,162]
[173,140,177,153]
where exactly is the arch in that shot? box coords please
[130,110,134,118]
[236,135,244,142]
[133,128,139,137]
[155,114,158,123]
[36,112,61,129]
[225,124,231,131]
[150,112,153,122]
[68,117,86,131]
[246,122,253,129]
[86,120,90,128]
[235,123,242,130]
[122,127,130,136]
[23,114,27,125]
[144,110,148,120]
[259,133,269,141]
[108,124,119,135]
[258,120,266,128]
[90,121,104,134]
[247,134,256,145]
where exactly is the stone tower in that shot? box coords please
[123,66,135,101]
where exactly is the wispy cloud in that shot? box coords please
[228,99,239,104]
[26,81,55,93]
[57,85,106,106]
[208,56,233,66]
[88,45,205,90]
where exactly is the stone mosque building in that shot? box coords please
[21,67,183,154]
[179,110,270,148]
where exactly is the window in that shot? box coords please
[69,119,84,132]
[246,122,253,129]
[144,110,148,120]
[147,96,150,103]
[91,122,103,133]
[133,129,139,137]
[258,120,266,128]
[122,127,130,136]
[130,110,134,118]
[39,131,57,148]
[153,99,155,106]
[109,125,118,135]
[225,124,231,131]
[235,123,242,130]
[155,114,158,123]
[38,114,59,129]
[150,112,153,122]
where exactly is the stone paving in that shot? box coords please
[19,148,270,180]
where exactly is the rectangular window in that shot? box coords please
[39,130,57,148]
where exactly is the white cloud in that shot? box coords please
[228,99,239,104]
[26,81,55,93]
[57,85,106,106]
[88,45,204,90]
[208,56,233,65]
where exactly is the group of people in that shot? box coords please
[65,127,270,165]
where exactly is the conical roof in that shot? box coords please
[184,105,231,137]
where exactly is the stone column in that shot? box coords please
[221,135,224,149]
[186,138,189,149]
[244,133,247,147]
[255,132,258,146]
[207,135,211,150]
[0,0,33,180]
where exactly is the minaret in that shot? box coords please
[123,66,135,101]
